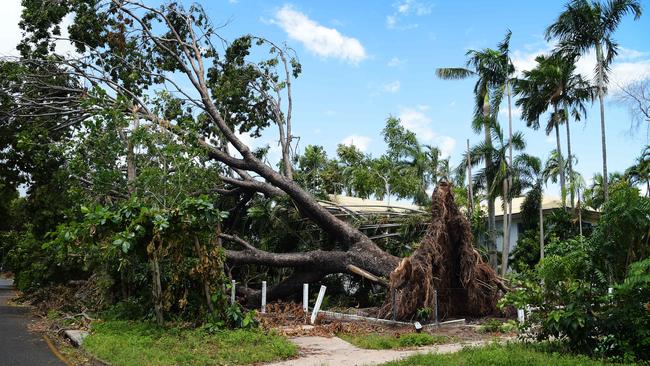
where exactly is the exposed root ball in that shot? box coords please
[379,182,504,321]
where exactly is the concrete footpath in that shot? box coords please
[0,277,64,366]
[266,336,490,366]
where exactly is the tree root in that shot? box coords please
[379,182,503,321]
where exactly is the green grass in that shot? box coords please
[83,320,297,366]
[380,343,631,365]
[338,332,453,350]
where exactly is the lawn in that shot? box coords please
[380,343,631,366]
[83,321,297,366]
[338,332,453,350]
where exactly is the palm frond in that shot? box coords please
[435,67,474,80]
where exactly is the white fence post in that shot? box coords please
[231,280,236,304]
[310,285,327,325]
[261,281,267,314]
[517,308,525,323]
[303,283,309,313]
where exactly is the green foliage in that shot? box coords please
[293,117,447,205]
[294,145,344,197]
[2,227,86,291]
[509,229,541,273]
[520,184,542,232]
[83,320,297,366]
[477,319,518,334]
[416,307,433,322]
[599,258,650,361]
[590,181,650,282]
[545,208,580,241]
[504,237,608,352]
[469,208,489,252]
[102,298,150,321]
[205,304,259,331]
[339,332,452,350]
[380,343,629,366]
[502,185,650,362]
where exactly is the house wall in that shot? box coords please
[494,211,599,252]
[495,217,521,252]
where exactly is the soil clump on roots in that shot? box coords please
[379,182,505,321]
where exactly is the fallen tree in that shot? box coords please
[4,0,503,320]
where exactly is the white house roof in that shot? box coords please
[487,195,564,217]
[322,195,426,214]
[319,193,587,218]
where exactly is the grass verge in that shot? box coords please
[338,332,453,350]
[379,343,631,365]
[83,320,297,366]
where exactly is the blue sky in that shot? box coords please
[207,0,650,196]
[2,0,649,196]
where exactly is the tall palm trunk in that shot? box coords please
[554,106,566,208]
[501,179,510,275]
[596,43,609,201]
[539,187,544,259]
[506,81,513,270]
[483,102,497,269]
[565,107,574,208]
[466,139,474,214]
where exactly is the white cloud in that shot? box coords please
[499,105,522,120]
[387,57,405,67]
[395,0,433,16]
[0,2,76,57]
[382,80,401,93]
[386,0,431,30]
[511,45,650,92]
[397,106,456,157]
[574,50,650,90]
[511,46,552,77]
[0,0,22,56]
[273,5,367,65]
[610,60,650,87]
[618,47,647,61]
[386,15,398,29]
[340,135,372,152]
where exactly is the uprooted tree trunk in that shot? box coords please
[223,183,505,319]
[379,182,506,321]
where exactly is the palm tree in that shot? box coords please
[515,54,594,208]
[625,146,650,195]
[543,149,570,189]
[398,143,440,205]
[568,170,587,235]
[436,157,452,183]
[584,172,624,210]
[546,0,643,201]
[436,30,514,269]
[463,121,527,275]
[513,154,545,259]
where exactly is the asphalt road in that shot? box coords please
[0,277,64,366]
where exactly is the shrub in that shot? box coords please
[478,319,518,334]
[501,185,650,362]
